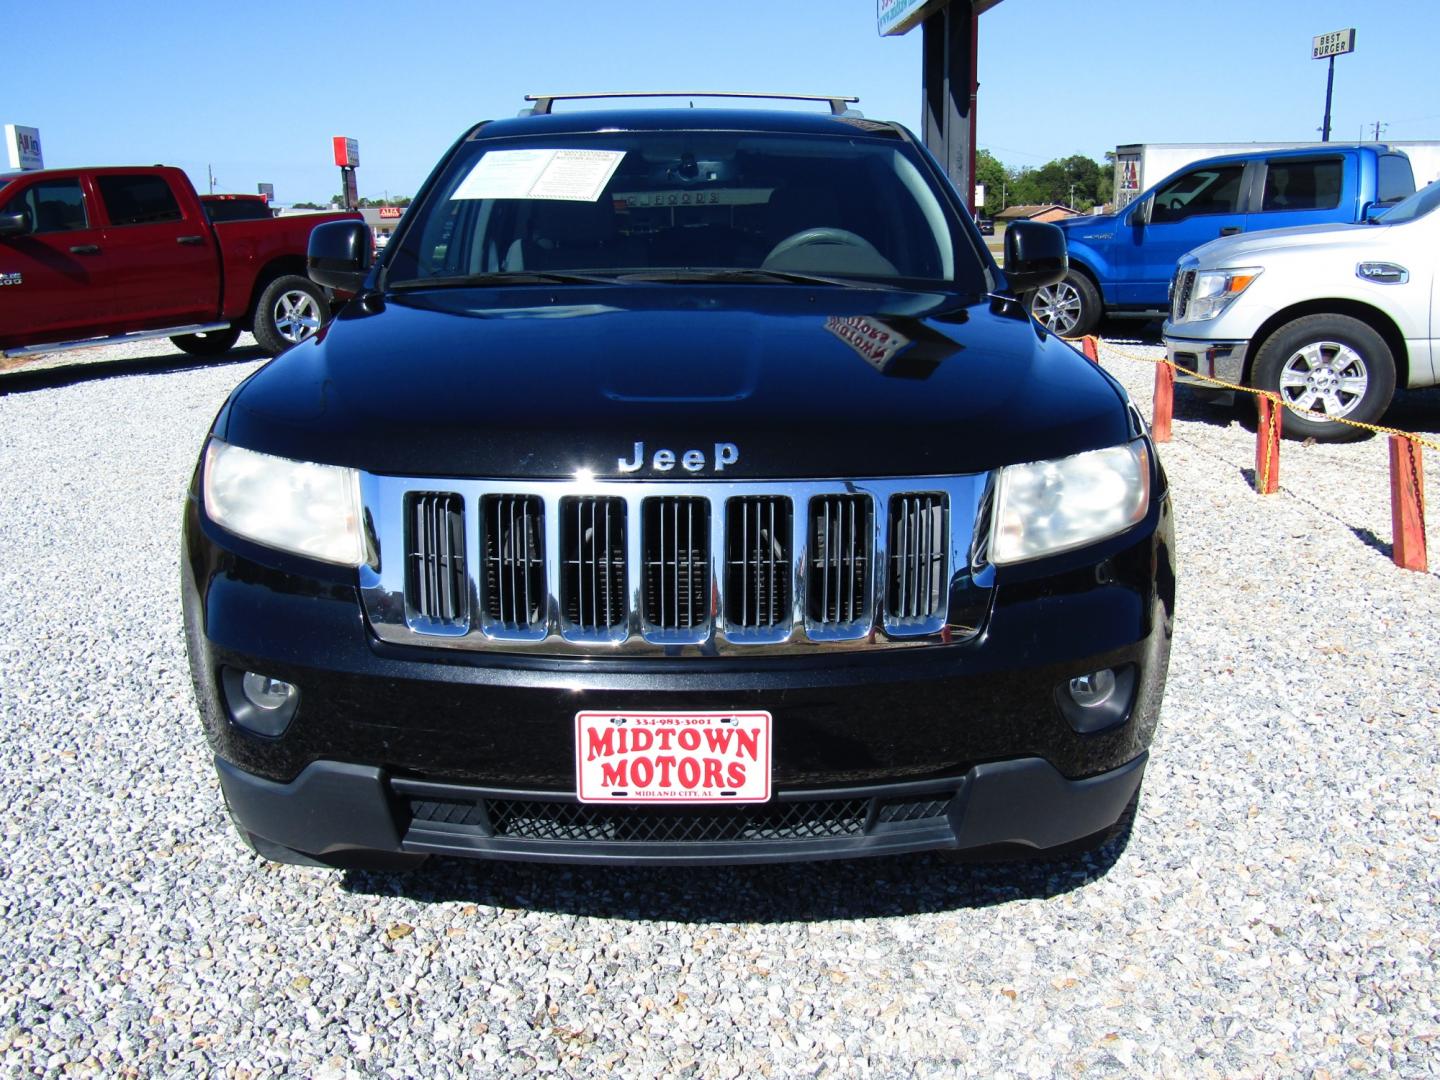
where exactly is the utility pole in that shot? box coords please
[1371,121,1388,142]
[207,164,215,194]
[1068,181,1077,209]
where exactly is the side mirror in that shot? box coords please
[1127,196,1152,227]
[0,209,30,238]
[308,219,373,291]
[1002,220,1068,294]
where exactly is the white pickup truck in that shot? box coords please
[1163,178,1440,442]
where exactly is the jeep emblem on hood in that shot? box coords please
[617,441,739,474]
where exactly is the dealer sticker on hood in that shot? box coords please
[575,710,772,804]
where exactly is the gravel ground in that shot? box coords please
[1,335,1438,1077]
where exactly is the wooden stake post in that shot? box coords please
[1255,397,1281,494]
[1390,435,1428,572]
[1152,362,1174,443]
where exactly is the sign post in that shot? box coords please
[4,124,43,171]
[332,136,360,210]
[1312,28,1355,142]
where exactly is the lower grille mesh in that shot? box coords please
[401,791,956,845]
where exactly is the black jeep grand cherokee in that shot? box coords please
[182,94,1174,869]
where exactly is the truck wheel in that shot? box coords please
[1029,270,1100,338]
[1250,314,1395,443]
[253,274,328,355]
[170,327,241,356]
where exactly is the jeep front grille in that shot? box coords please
[562,496,627,637]
[405,492,467,625]
[364,475,992,656]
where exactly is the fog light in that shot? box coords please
[221,667,300,737]
[1068,669,1117,709]
[1056,664,1136,735]
[242,673,296,711]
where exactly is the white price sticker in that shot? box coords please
[451,149,625,202]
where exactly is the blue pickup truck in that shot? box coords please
[1031,144,1417,337]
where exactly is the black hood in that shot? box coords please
[218,284,1132,480]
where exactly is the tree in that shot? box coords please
[975,150,1008,212]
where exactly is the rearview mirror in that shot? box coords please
[308,219,373,292]
[1002,220,1067,294]
[0,210,30,238]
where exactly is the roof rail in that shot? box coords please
[520,91,862,118]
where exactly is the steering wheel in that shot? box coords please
[763,227,880,266]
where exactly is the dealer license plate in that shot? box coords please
[575,710,772,804]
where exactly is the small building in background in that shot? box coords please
[995,203,1084,224]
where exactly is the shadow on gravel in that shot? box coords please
[338,830,1133,921]
[0,346,267,395]
[1351,527,1394,560]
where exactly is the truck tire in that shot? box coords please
[1250,314,1395,443]
[170,327,241,357]
[1029,269,1101,339]
[253,274,328,356]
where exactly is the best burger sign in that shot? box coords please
[575,711,772,803]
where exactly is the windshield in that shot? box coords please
[386,131,982,290]
[1377,177,1440,225]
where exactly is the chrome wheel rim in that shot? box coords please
[1031,281,1082,337]
[1277,340,1368,421]
[273,289,322,344]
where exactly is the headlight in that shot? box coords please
[202,439,365,566]
[991,440,1151,565]
[1185,266,1262,322]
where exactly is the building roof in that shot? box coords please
[995,203,1079,220]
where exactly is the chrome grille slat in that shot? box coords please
[405,492,467,626]
[562,496,626,638]
[725,496,792,635]
[642,496,709,634]
[807,494,872,634]
[886,493,946,631]
[361,475,993,657]
[482,495,545,633]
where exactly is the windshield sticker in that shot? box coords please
[451,149,625,202]
[613,187,773,210]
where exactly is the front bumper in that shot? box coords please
[218,751,1148,866]
[1163,331,1248,394]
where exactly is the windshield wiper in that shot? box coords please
[389,271,620,290]
[616,268,907,291]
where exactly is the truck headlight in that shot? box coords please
[202,439,365,566]
[1185,267,1262,322]
[991,440,1151,564]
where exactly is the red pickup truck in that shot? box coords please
[0,165,359,358]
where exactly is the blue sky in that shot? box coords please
[6,0,1437,204]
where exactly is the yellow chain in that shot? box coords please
[1096,340,1440,454]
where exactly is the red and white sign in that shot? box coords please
[332,136,360,168]
[378,206,402,219]
[575,711,772,804]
